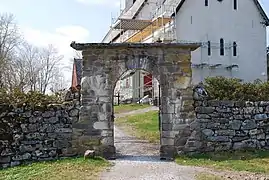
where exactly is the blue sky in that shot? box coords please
[1,0,269,83]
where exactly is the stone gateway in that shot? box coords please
[70,42,200,160]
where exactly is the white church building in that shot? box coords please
[103,0,269,101]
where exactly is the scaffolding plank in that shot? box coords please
[126,17,172,43]
[114,18,152,30]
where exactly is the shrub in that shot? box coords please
[204,76,269,101]
[0,88,63,107]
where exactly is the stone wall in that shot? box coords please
[0,102,80,168]
[181,99,269,153]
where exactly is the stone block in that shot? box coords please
[161,131,178,138]
[0,156,11,163]
[229,120,242,130]
[101,137,114,146]
[161,138,174,146]
[241,120,257,130]
[160,145,176,160]
[195,107,215,114]
[93,121,110,130]
[207,136,229,142]
[202,129,214,137]
[162,123,173,131]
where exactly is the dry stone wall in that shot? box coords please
[182,99,269,153]
[0,102,80,169]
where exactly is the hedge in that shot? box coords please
[0,88,63,107]
[204,77,269,101]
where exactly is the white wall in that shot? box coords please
[175,0,267,83]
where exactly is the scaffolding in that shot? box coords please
[109,0,178,43]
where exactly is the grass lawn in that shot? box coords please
[114,103,151,114]
[115,110,159,143]
[195,173,224,180]
[0,157,109,180]
[176,150,269,174]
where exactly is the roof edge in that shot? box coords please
[70,41,201,51]
[173,0,269,26]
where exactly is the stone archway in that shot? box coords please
[70,42,200,160]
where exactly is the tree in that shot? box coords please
[15,42,41,91]
[0,13,21,88]
[38,44,64,94]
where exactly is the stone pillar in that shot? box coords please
[72,50,115,159]
[160,48,194,160]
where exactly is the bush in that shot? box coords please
[0,88,63,107]
[204,76,269,101]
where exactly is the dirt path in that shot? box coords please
[101,106,201,180]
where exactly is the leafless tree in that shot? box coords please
[0,13,66,94]
[38,44,64,94]
[15,42,41,91]
[0,13,22,88]
[50,67,67,93]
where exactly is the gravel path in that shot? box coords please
[101,106,201,180]
[100,106,269,180]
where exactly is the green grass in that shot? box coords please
[195,173,224,180]
[115,111,159,143]
[114,103,151,114]
[176,150,269,174]
[0,157,110,180]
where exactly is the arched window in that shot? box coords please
[233,42,237,56]
[208,41,211,56]
[234,0,237,10]
[205,0,208,6]
[220,38,224,56]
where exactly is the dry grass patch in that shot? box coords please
[195,173,224,180]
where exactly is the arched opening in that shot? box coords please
[112,69,162,158]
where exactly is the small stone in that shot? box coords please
[202,129,214,137]
[215,130,235,136]
[0,156,11,163]
[10,161,21,167]
[195,107,215,114]
[208,136,229,142]
[49,150,57,157]
[69,108,79,117]
[220,101,234,107]
[254,114,268,120]
[84,150,95,159]
[45,117,59,124]
[42,111,55,118]
[241,120,257,130]
[229,120,242,130]
[196,114,210,119]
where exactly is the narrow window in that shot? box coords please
[208,41,211,56]
[234,0,237,10]
[220,38,224,56]
[191,16,193,24]
[233,42,237,56]
[205,0,208,6]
